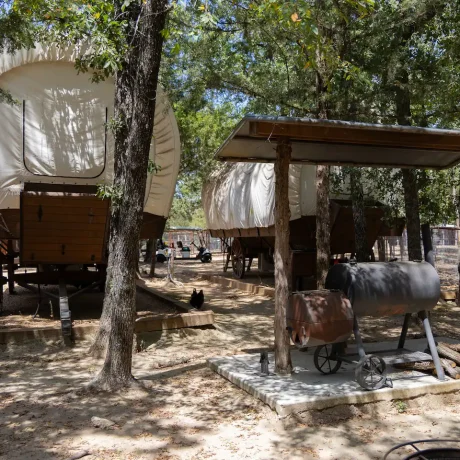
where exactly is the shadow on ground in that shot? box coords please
[1,255,460,459]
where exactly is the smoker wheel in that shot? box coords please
[314,344,342,375]
[355,354,387,390]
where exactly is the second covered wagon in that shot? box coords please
[202,162,402,286]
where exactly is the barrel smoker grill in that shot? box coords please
[287,261,444,390]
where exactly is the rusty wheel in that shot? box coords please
[314,344,342,375]
[232,238,246,279]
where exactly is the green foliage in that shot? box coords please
[160,92,239,226]
[12,0,129,82]
[0,1,37,53]
[168,204,206,229]
[147,159,161,174]
[173,102,238,181]
[0,1,42,107]
[162,0,460,226]
[393,400,408,414]
[168,176,209,227]
[418,169,460,224]
[106,115,125,135]
[163,0,377,118]
[96,183,123,208]
[0,87,18,105]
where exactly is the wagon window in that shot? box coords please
[22,98,107,179]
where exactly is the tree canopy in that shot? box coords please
[162,0,460,228]
[2,1,460,226]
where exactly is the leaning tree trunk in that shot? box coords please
[90,0,168,390]
[273,139,293,375]
[350,168,368,262]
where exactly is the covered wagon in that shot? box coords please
[0,45,180,339]
[203,162,402,286]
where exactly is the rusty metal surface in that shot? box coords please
[325,261,441,317]
[287,290,354,348]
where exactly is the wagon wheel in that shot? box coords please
[314,344,342,375]
[355,354,387,390]
[231,238,246,279]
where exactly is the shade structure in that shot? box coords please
[215,115,460,169]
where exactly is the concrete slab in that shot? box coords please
[207,337,460,416]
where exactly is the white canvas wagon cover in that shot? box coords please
[202,163,384,231]
[203,163,317,230]
[0,44,180,218]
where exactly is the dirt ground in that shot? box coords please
[1,257,460,459]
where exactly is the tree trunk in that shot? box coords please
[149,240,157,278]
[350,168,368,262]
[316,164,330,288]
[315,56,331,288]
[144,238,154,263]
[89,261,114,358]
[273,139,292,375]
[90,0,168,390]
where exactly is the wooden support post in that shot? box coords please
[274,138,293,375]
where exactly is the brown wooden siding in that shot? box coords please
[20,192,110,264]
